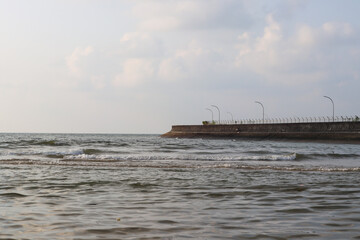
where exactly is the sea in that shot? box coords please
[0,133,360,240]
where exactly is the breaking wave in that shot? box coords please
[0,157,359,172]
[1,133,359,173]
[61,152,297,162]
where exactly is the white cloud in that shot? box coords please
[322,22,353,36]
[235,15,359,85]
[158,58,185,82]
[157,41,220,82]
[296,25,316,47]
[119,32,163,58]
[113,58,155,87]
[90,76,106,90]
[256,15,282,52]
[66,46,94,77]
[157,40,231,86]
[133,0,252,31]
[62,13,360,94]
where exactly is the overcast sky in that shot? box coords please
[0,0,359,133]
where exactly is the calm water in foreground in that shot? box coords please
[0,133,360,239]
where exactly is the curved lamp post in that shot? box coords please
[255,101,264,123]
[211,105,220,124]
[323,96,334,122]
[227,112,234,123]
[206,108,214,122]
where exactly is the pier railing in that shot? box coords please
[203,116,359,125]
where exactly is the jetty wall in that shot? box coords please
[162,122,360,142]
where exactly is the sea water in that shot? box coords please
[0,133,359,239]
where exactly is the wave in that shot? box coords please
[0,150,299,162]
[1,158,359,172]
[0,139,130,149]
[3,148,360,164]
[1,149,84,157]
[1,148,110,158]
[82,149,105,155]
[20,139,71,147]
[0,192,28,198]
[312,153,360,159]
[36,140,69,146]
[61,153,297,162]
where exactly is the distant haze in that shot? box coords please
[0,0,359,133]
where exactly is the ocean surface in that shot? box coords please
[0,133,360,239]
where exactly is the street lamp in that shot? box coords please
[206,108,214,122]
[255,101,264,123]
[211,105,220,124]
[227,112,234,123]
[323,96,334,122]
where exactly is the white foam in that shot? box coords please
[61,152,297,162]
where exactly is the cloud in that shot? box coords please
[322,22,353,37]
[113,32,229,86]
[158,57,185,82]
[255,15,282,52]
[113,58,155,87]
[63,9,360,94]
[90,75,106,90]
[295,25,316,47]
[119,32,163,58]
[235,15,360,85]
[133,0,252,31]
[66,46,93,77]
[157,40,232,86]
[271,0,308,20]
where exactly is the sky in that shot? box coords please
[0,0,359,134]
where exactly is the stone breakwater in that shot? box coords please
[162,122,360,142]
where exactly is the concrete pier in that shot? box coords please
[162,122,360,142]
